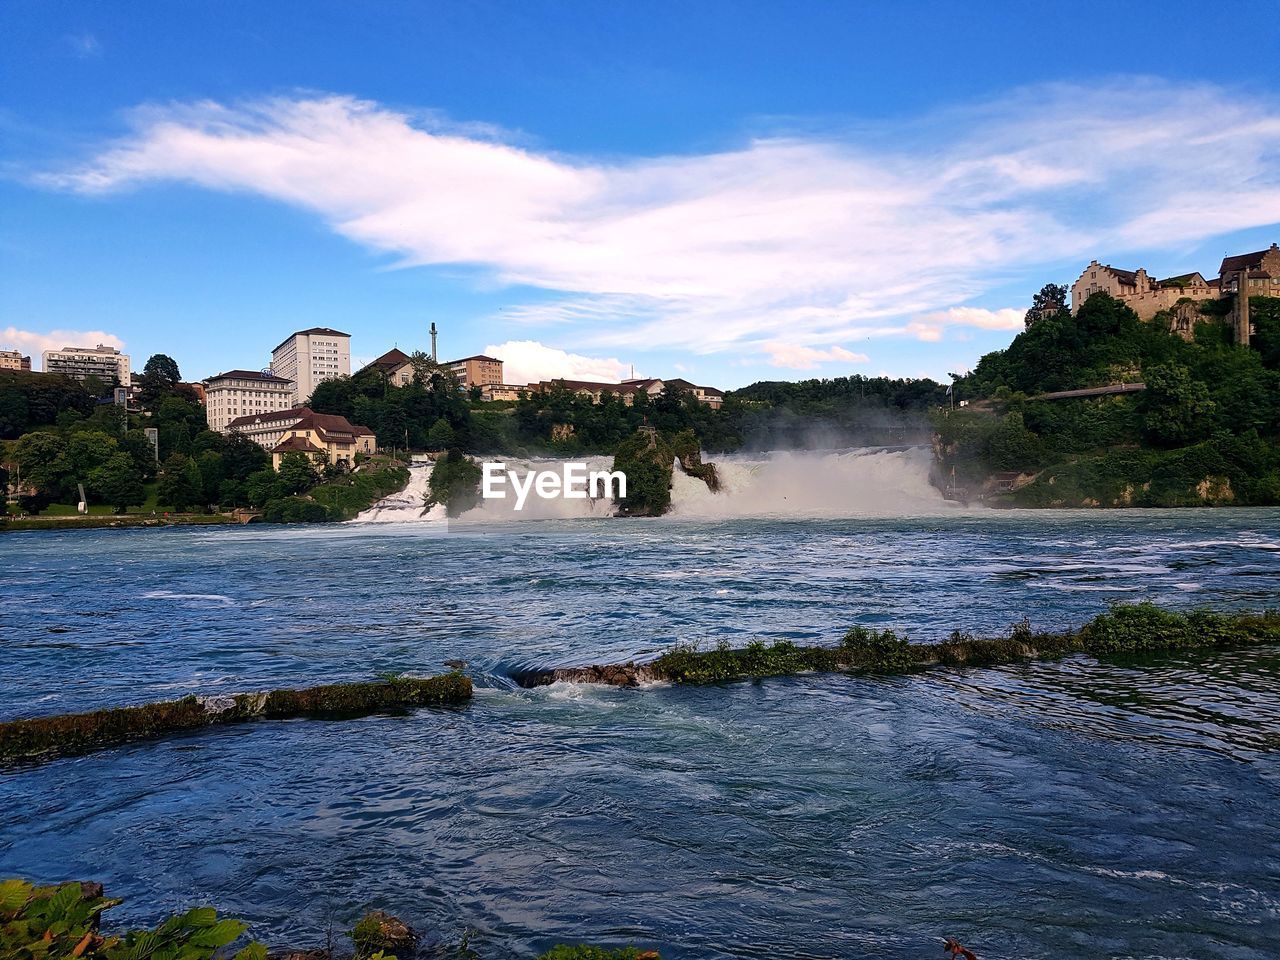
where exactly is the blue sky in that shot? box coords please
[2,1,1279,389]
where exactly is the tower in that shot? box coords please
[430,322,438,361]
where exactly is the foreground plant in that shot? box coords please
[0,879,264,960]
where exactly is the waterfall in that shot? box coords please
[666,446,957,517]
[354,464,445,523]
[353,446,958,524]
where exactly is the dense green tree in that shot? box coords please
[0,371,95,439]
[88,452,146,513]
[1142,363,1215,446]
[276,451,319,496]
[157,453,201,511]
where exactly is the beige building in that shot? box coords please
[41,344,131,386]
[1,349,31,371]
[1220,243,1280,345]
[360,347,416,386]
[530,376,725,409]
[270,412,376,470]
[1070,262,1219,320]
[204,369,296,433]
[479,383,526,401]
[444,355,504,389]
[271,327,351,406]
[226,405,314,449]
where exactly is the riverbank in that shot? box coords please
[1,512,244,531]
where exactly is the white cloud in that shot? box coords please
[484,339,631,385]
[2,328,124,369]
[903,306,1025,342]
[763,342,870,369]
[40,80,1280,360]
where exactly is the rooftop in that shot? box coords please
[226,406,314,430]
[272,327,351,354]
[205,369,294,384]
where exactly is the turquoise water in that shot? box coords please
[3,510,1280,958]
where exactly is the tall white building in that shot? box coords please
[204,370,296,433]
[42,344,131,386]
[270,327,351,406]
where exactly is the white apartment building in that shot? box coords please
[204,370,296,433]
[270,327,351,406]
[41,344,131,386]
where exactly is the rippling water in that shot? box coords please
[3,510,1280,958]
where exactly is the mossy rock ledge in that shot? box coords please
[514,605,1280,688]
[0,673,473,766]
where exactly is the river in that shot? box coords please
[2,450,1279,958]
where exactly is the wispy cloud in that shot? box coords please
[2,327,124,368]
[39,80,1280,363]
[65,33,102,59]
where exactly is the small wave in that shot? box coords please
[141,590,237,604]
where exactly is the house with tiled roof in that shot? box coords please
[359,348,416,386]
[269,411,376,470]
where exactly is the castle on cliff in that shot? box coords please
[1070,242,1280,344]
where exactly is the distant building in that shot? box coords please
[226,405,315,450]
[359,347,416,386]
[444,355,504,389]
[181,382,206,403]
[41,344,131,387]
[1219,243,1280,345]
[269,412,376,470]
[1071,243,1280,346]
[270,327,351,406]
[0,349,31,372]
[626,377,725,409]
[204,369,295,433]
[479,383,526,401]
[530,376,724,409]
[1069,263,1218,320]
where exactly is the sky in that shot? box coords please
[2,1,1279,390]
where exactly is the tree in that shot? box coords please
[138,354,183,411]
[1025,283,1069,327]
[88,453,146,513]
[1142,362,1215,447]
[276,451,319,496]
[157,453,200,511]
[426,417,455,451]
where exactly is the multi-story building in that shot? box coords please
[270,412,376,470]
[359,347,416,386]
[270,327,351,406]
[226,406,314,450]
[204,370,296,433]
[444,355,504,389]
[0,349,31,371]
[41,344,131,387]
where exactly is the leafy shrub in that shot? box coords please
[0,879,264,960]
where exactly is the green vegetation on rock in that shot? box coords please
[941,291,1280,506]
[0,674,473,766]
